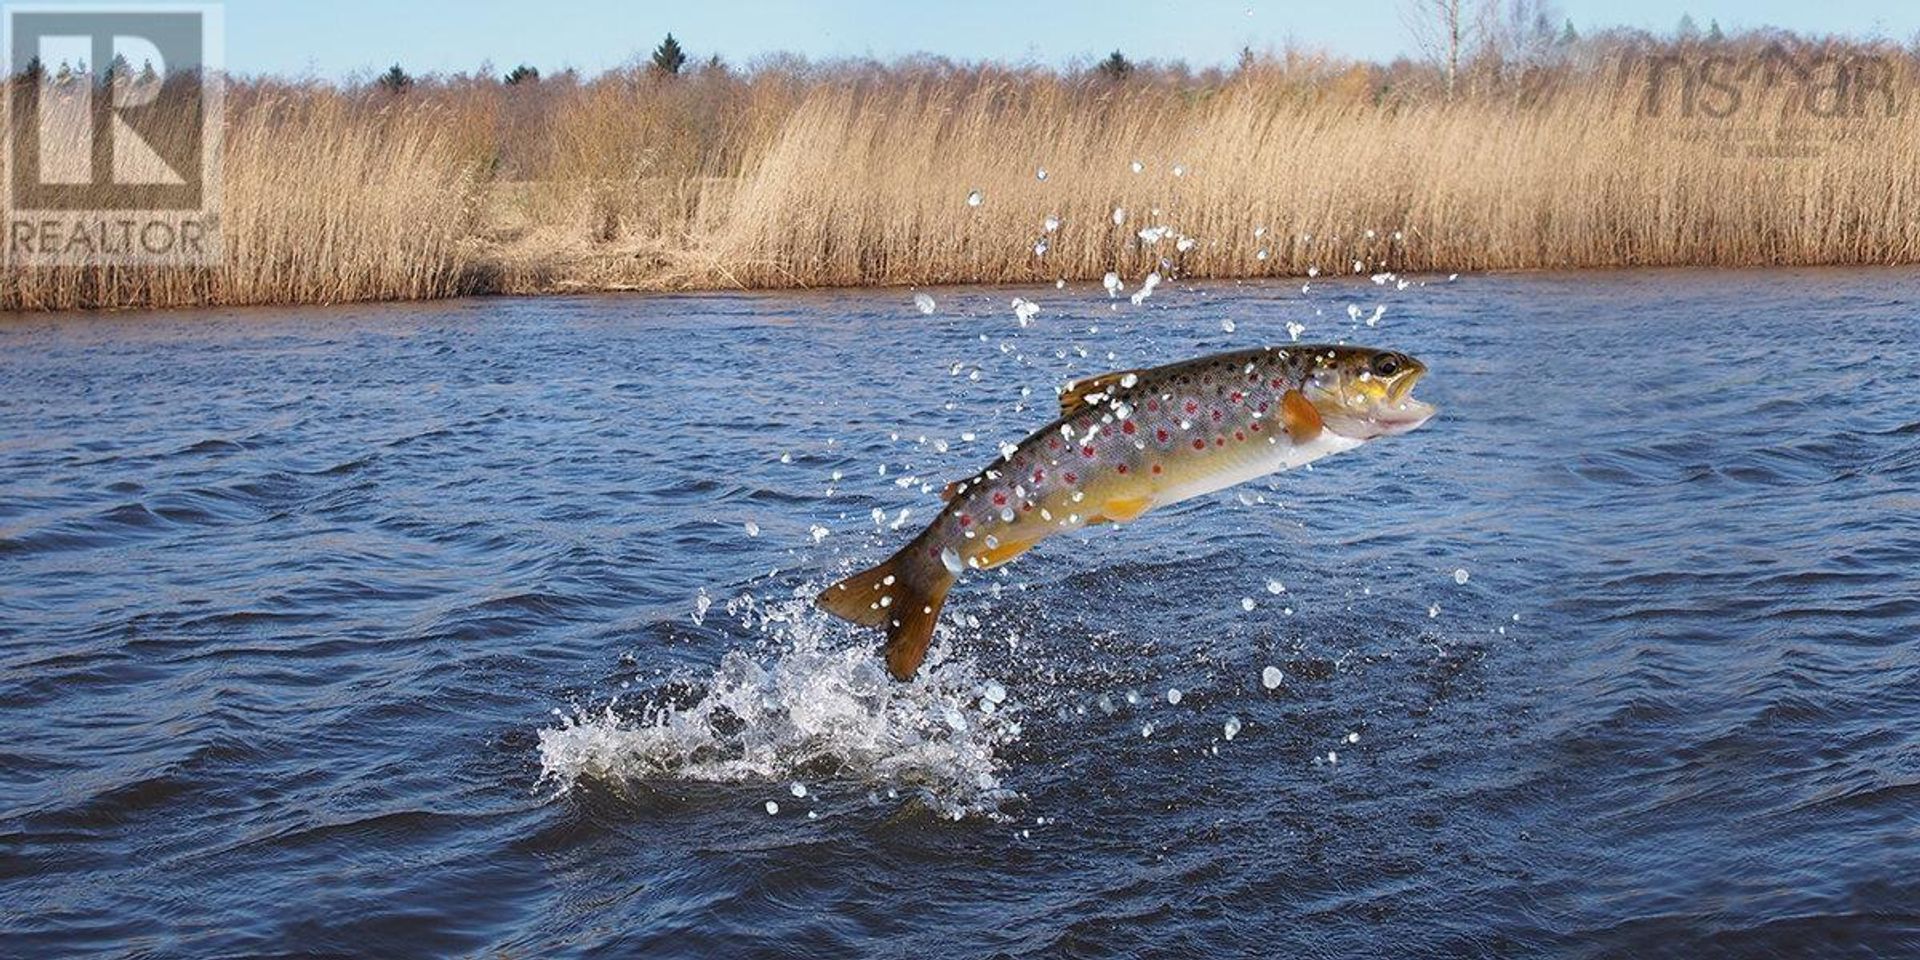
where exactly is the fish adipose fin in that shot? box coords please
[815,542,956,680]
[1058,369,1146,416]
[1281,389,1325,443]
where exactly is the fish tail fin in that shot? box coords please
[815,541,956,681]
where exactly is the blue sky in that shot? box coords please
[221,0,1920,79]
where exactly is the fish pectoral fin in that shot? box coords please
[1281,389,1325,444]
[973,537,1039,570]
[1058,369,1146,416]
[1097,495,1153,524]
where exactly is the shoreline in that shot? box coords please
[10,259,1919,319]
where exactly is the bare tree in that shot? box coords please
[1401,0,1481,98]
[1487,0,1562,68]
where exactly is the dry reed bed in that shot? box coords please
[5,43,1918,311]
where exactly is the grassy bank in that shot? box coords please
[6,32,1919,311]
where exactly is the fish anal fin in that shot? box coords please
[973,537,1038,570]
[1282,389,1325,444]
[1098,494,1153,524]
[1058,369,1145,416]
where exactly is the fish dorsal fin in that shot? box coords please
[1058,369,1145,416]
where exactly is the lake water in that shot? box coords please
[2,268,1917,958]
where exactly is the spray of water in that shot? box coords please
[537,592,1023,820]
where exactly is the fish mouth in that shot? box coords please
[1372,394,1437,435]
[1374,368,1436,435]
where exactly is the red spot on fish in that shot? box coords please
[1156,428,1170,443]
[1211,409,1223,422]
[1270,378,1286,388]
[1082,445,1096,458]
[958,515,973,527]
[1235,431,1246,441]
[1184,400,1199,414]
[1215,437,1226,447]
[1116,464,1128,474]
[1064,471,1078,484]
[1022,502,1034,511]
[1122,421,1136,435]
[1230,391,1244,403]
[1151,464,1163,474]
[1250,421,1262,432]
[1146,400,1160,412]
[993,492,1008,506]
[1257,402,1269,413]
[1192,439,1206,450]
[1048,437,1061,450]
[1033,469,1045,483]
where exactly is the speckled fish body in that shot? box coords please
[818,344,1436,680]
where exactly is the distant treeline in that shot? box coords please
[5,23,1918,310]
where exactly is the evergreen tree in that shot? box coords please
[1676,14,1700,41]
[505,63,539,85]
[1559,18,1578,45]
[1098,50,1133,80]
[651,34,686,76]
[1706,20,1725,43]
[377,63,412,93]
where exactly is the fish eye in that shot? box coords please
[1370,353,1404,378]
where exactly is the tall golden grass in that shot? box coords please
[5,35,1918,311]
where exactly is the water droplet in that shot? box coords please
[790,782,807,798]
[984,681,1007,704]
[1035,166,1048,181]
[1241,597,1256,612]
[1224,716,1242,740]
[1167,687,1183,705]
[1262,666,1283,689]
[1130,160,1144,173]
[765,801,780,815]
[1044,215,1060,232]
[744,520,760,537]
[966,189,983,207]
[1453,568,1470,585]
[1112,207,1127,226]
[940,546,964,575]
[1429,604,1441,618]
[1221,319,1236,333]
[1172,163,1186,177]
[1266,579,1284,594]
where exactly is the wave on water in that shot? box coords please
[536,592,1023,820]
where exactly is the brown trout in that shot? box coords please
[817,344,1437,679]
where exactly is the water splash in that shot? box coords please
[537,595,1022,820]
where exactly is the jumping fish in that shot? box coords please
[817,345,1437,679]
